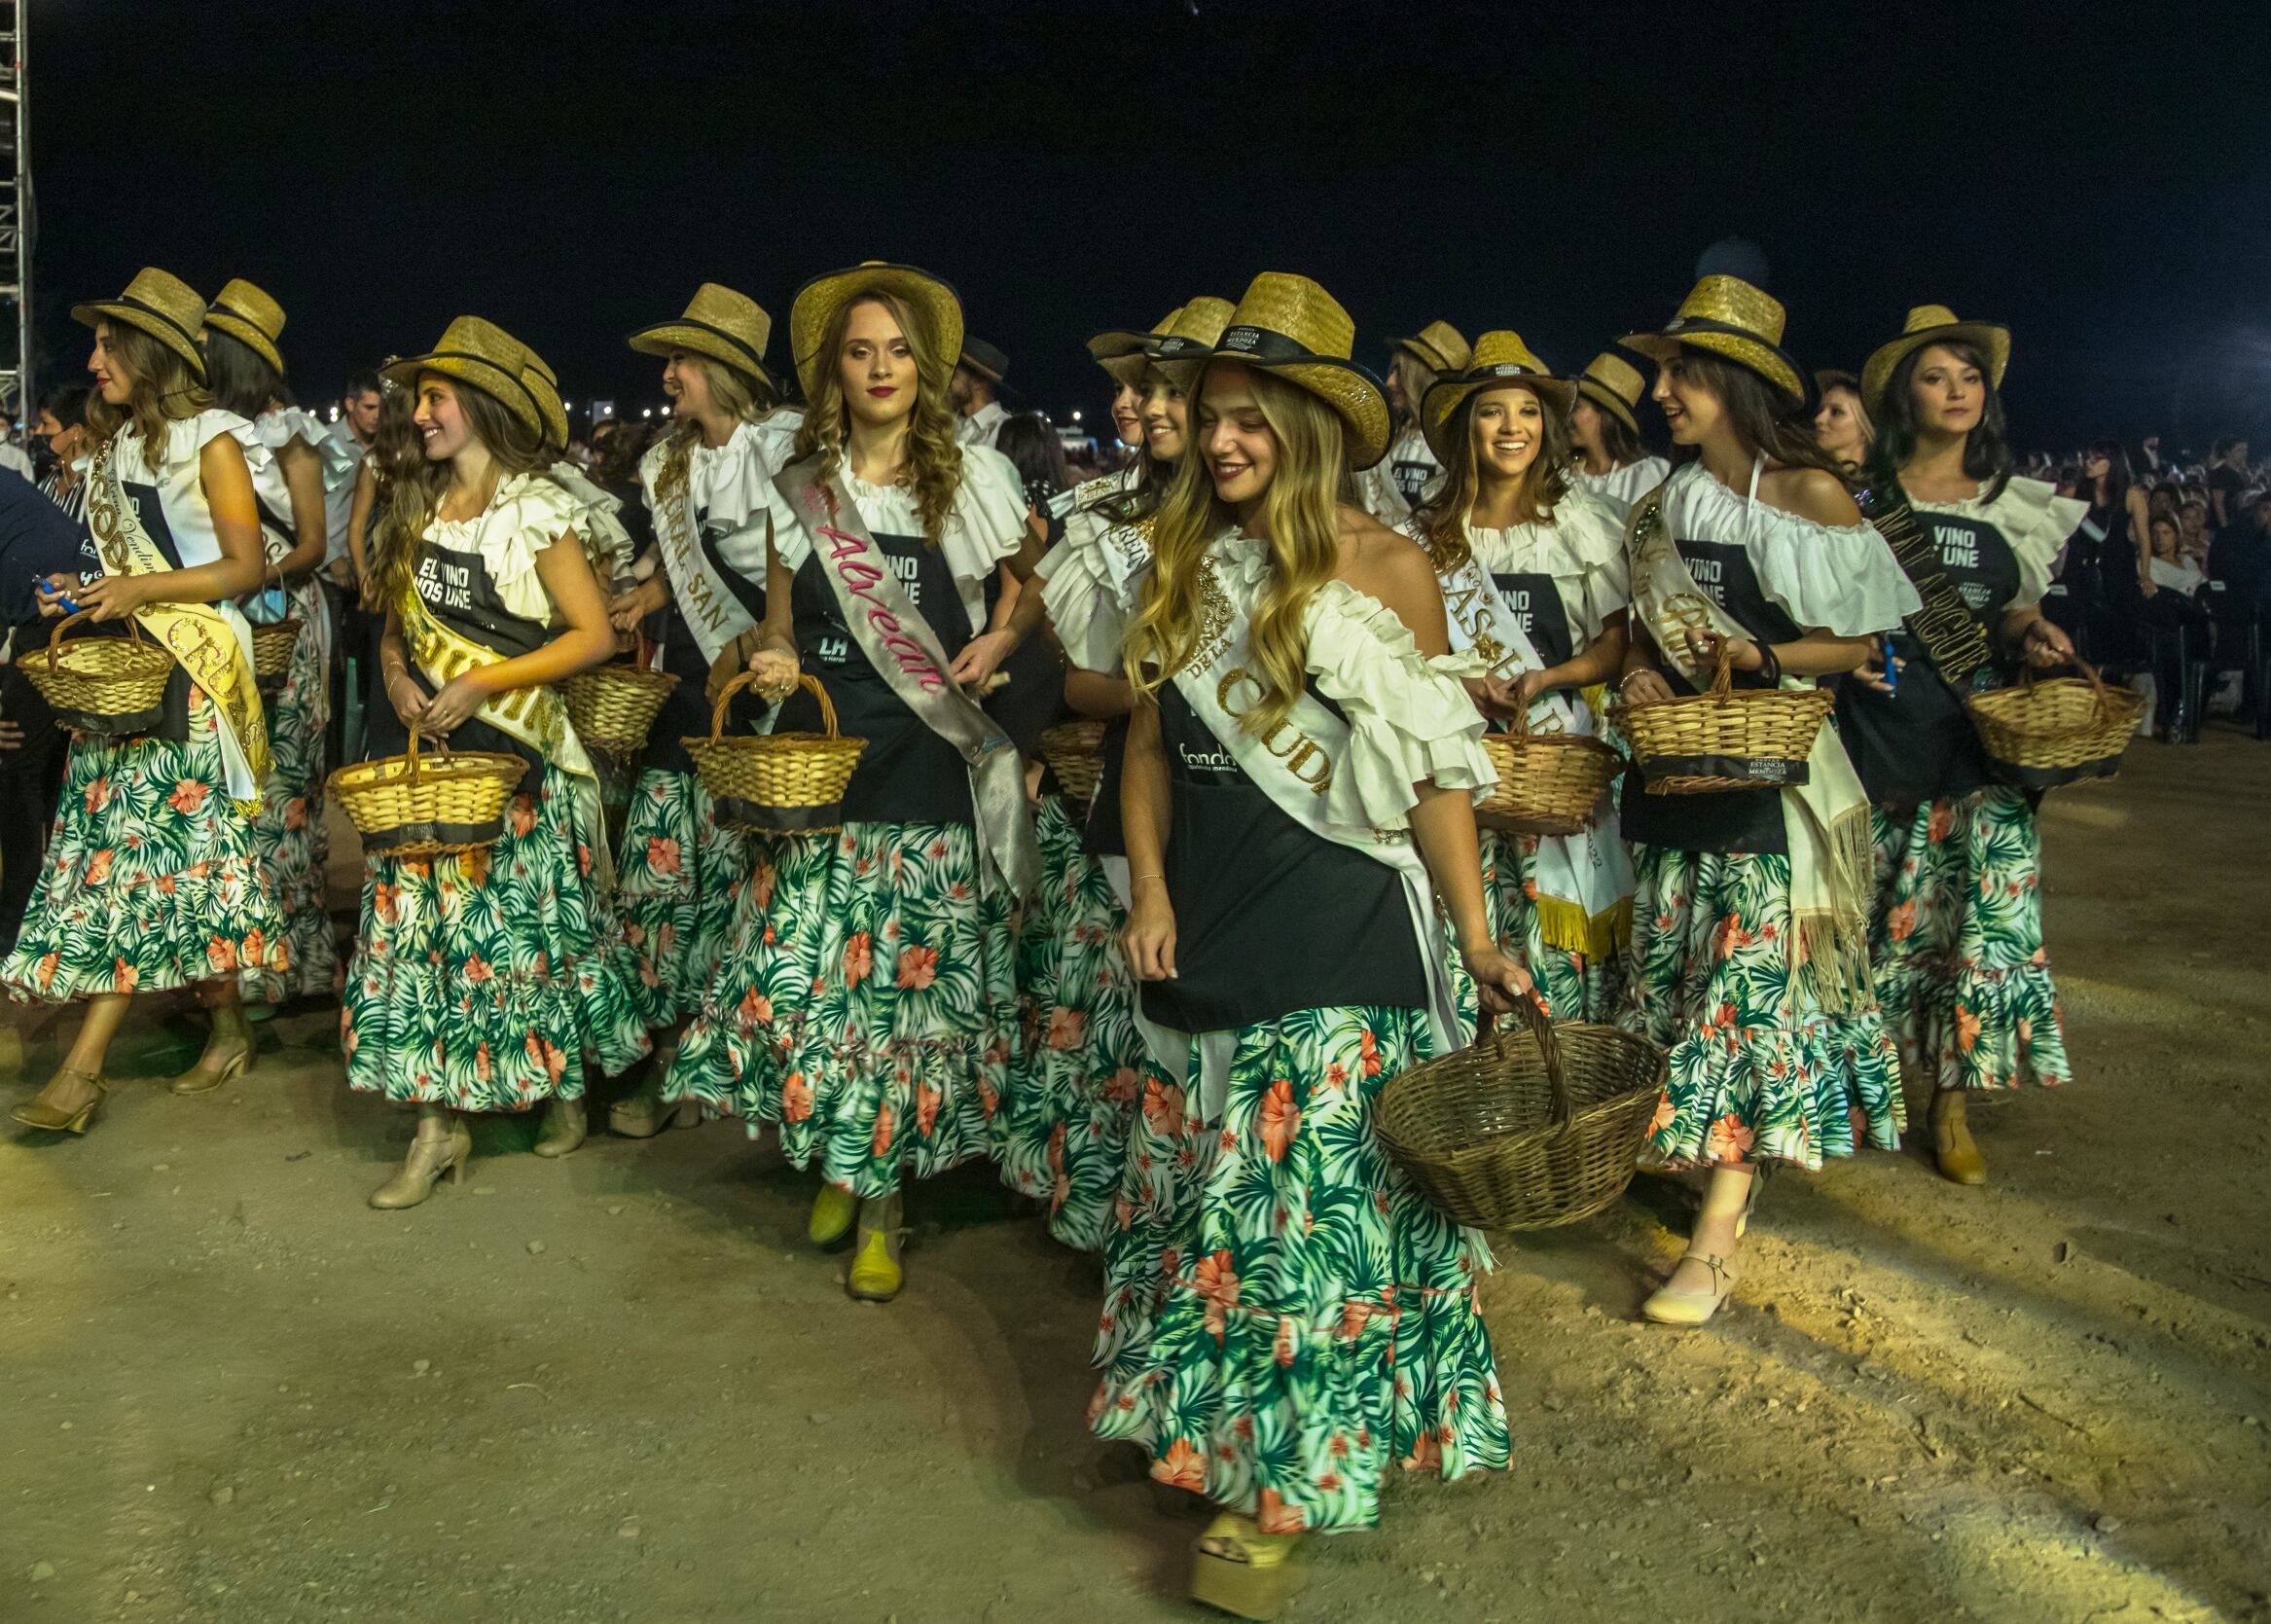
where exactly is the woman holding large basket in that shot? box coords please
[4,269,285,1134]
[1406,331,1636,1023]
[1834,307,2088,1185]
[340,317,650,1208]
[1101,272,1531,1618]
[667,262,1043,1303]
[1612,277,1921,1326]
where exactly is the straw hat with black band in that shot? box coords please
[628,282,782,398]
[203,278,288,378]
[787,261,963,403]
[1623,275,1810,408]
[1204,272,1391,471]
[71,267,210,381]
[1860,305,2010,416]
[1147,296,1238,384]
[1087,307,1182,389]
[381,316,558,449]
[1573,350,1649,437]
[1392,318,1472,379]
[1418,332,1577,466]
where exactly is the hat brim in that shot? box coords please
[1860,322,2010,415]
[380,351,548,445]
[1393,336,1460,377]
[628,321,781,397]
[202,311,285,379]
[789,264,963,403]
[72,298,208,381]
[1421,373,1577,467]
[1623,331,1808,408]
[1089,328,1163,390]
[1576,378,1641,437]
[1203,351,1391,471]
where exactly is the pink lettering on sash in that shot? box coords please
[817,523,947,693]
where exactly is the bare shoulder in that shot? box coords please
[1758,464,1863,527]
[1334,505,1448,647]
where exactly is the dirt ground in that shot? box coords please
[3,733,2269,1624]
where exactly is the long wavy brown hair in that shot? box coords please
[655,353,783,496]
[86,323,214,473]
[1125,363,1347,742]
[1413,382,1573,576]
[793,291,963,544]
[371,376,556,613]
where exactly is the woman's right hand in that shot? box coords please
[1618,667,1676,706]
[747,646,800,703]
[1462,674,1523,721]
[35,574,76,617]
[608,575,667,633]
[1121,881,1177,982]
[384,666,430,730]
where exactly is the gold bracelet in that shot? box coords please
[1131,872,1165,884]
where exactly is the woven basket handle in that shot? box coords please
[708,669,833,740]
[1707,638,1738,698]
[1474,995,1575,1132]
[43,607,96,670]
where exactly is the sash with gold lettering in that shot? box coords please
[1143,536,1475,1113]
[1433,544,1635,957]
[1625,481,1878,1015]
[643,444,760,666]
[776,454,1039,898]
[87,435,270,808]
[395,583,595,784]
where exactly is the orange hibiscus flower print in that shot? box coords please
[83,849,114,886]
[781,1070,812,1122]
[1156,1438,1207,1492]
[509,798,537,838]
[1255,1489,1306,1534]
[843,931,872,986]
[1142,1077,1184,1134]
[1193,1250,1240,1342]
[167,778,211,815]
[1045,1007,1086,1051]
[917,1082,942,1137]
[1887,898,1917,942]
[111,958,139,994]
[895,945,938,990]
[872,1101,897,1157]
[1704,1113,1755,1163]
[738,987,774,1025]
[1259,1078,1301,1162]
[646,836,682,877]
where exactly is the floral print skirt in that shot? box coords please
[614,767,750,1029]
[340,766,651,1108]
[1870,789,2071,1094]
[1090,1005,1511,1534]
[3,692,283,1004]
[1479,827,1620,1023]
[242,579,334,1004]
[667,820,1018,1201]
[1620,844,1904,1171]
[996,794,1145,1251]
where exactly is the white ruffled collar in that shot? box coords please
[1668,456,1876,542]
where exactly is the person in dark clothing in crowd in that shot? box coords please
[2208,491,2271,717]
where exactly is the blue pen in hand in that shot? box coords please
[1880,632,1898,695]
[37,580,84,617]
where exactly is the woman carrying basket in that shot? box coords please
[667,262,1043,1302]
[1406,331,1636,1022]
[202,279,359,1022]
[602,285,804,1137]
[4,269,286,1134]
[1614,277,1921,1326]
[992,296,1233,1249]
[342,317,651,1208]
[1100,272,1531,1618]
[1835,308,2088,1185]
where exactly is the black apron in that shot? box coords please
[404,533,549,790]
[1489,568,1575,669]
[1081,712,1131,859]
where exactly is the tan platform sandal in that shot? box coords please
[370,1117,472,1209]
[1190,1512,1304,1620]
[1641,1251,1737,1327]
[12,1069,106,1134]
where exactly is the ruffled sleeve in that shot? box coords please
[1983,476,2087,609]
[1040,499,1131,672]
[546,460,637,592]
[942,444,1035,584]
[1736,501,1922,634]
[1541,487,1632,643]
[759,477,811,576]
[478,473,584,623]
[1302,578,1496,826]
[173,409,274,484]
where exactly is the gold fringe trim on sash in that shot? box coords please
[1791,800,1877,1018]
[1534,892,1632,960]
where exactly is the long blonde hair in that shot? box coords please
[1125,364,1347,742]
[372,377,555,613]
[792,291,963,544]
[1414,384,1573,576]
[657,353,780,493]
[85,324,213,473]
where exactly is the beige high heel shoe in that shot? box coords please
[531,1097,587,1159]
[607,1082,701,1139]
[12,1069,106,1134]
[1641,1251,1737,1326]
[171,1036,256,1097]
[370,1117,472,1209]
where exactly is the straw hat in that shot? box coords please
[1393,319,1472,378]
[1623,275,1808,406]
[1148,296,1237,376]
[71,268,210,380]
[787,262,963,402]
[1205,273,1390,470]
[381,316,558,447]
[1574,350,1648,436]
[1860,305,2010,415]
[1088,307,1181,388]
[1420,332,1576,465]
[628,283,780,395]
[203,279,288,377]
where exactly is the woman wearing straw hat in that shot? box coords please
[1835,307,2087,1185]
[2,269,286,1134]
[665,262,1044,1301]
[201,278,361,1026]
[995,296,1234,1249]
[1100,271,1528,1614]
[1407,332,1636,1022]
[1567,350,1671,522]
[342,317,650,1207]
[1353,318,1471,524]
[1613,276,1921,1326]
[600,284,805,1137]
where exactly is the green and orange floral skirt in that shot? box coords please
[241,576,334,1005]
[614,766,750,1029]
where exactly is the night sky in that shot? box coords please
[26,1,2271,451]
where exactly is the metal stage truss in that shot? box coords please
[0,1,29,421]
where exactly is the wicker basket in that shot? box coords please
[250,618,304,693]
[1967,660,2145,790]
[1375,1000,1666,1231]
[1609,644,1834,795]
[684,671,866,835]
[21,608,176,730]
[1039,719,1108,807]
[564,662,682,756]
[327,729,529,860]
[1474,706,1621,835]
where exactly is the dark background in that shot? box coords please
[24,1,2271,453]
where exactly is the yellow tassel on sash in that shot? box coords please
[1534,891,1632,960]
